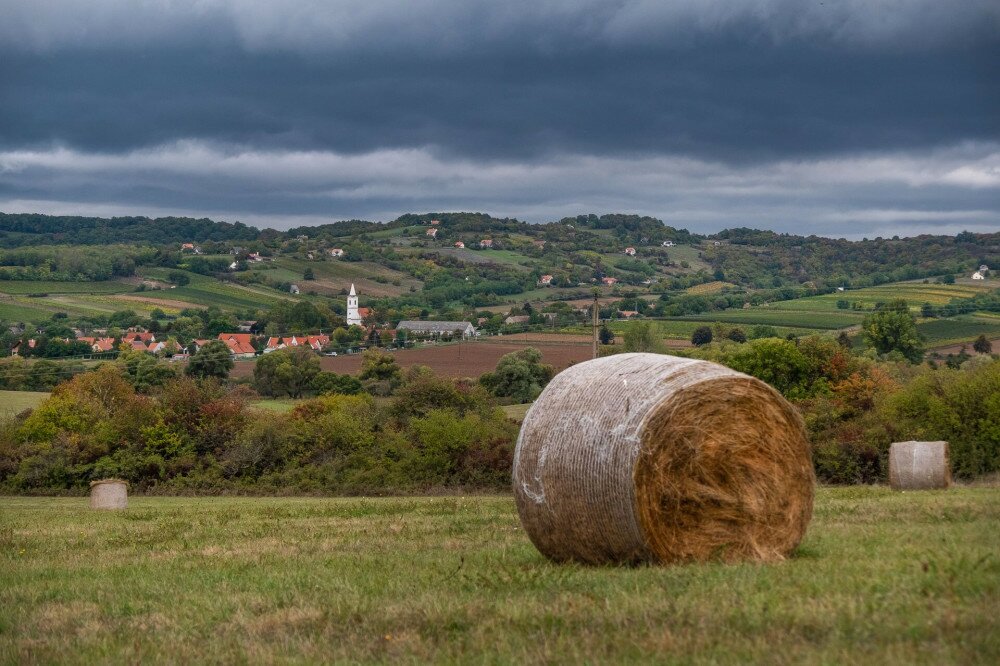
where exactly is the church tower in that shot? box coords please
[346,283,361,326]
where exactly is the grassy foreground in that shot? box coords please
[0,391,49,417]
[1,487,998,664]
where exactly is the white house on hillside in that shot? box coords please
[972,271,985,280]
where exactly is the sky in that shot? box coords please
[0,0,998,238]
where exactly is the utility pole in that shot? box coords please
[592,292,599,359]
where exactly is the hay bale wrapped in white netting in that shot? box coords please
[889,441,951,490]
[90,479,128,509]
[513,353,815,565]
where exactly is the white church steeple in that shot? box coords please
[346,283,361,326]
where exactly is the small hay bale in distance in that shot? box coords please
[90,479,128,510]
[513,353,814,565]
[889,441,951,490]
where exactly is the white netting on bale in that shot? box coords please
[889,441,951,490]
[90,479,128,509]
[512,353,815,565]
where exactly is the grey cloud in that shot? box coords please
[1,141,997,238]
[2,1,998,54]
[0,0,997,238]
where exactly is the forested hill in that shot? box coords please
[1,213,997,282]
[0,213,260,247]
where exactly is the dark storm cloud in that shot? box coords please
[0,1,997,236]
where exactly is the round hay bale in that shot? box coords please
[889,441,951,490]
[512,353,814,565]
[90,479,128,510]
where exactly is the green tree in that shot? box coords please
[303,267,315,280]
[310,371,362,396]
[253,347,320,397]
[727,327,747,343]
[691,326,713,346]
[622,322,663,353]
[359,348,401,382]
[598,324,614,345]
[748,325,779,340]
[479,347,553,403]
[973,335,993,354]
[862,299,923,363]
[118,348,178,393]
[185,340,234,379]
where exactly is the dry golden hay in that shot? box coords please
[89,479,128,510]
[513,353,814,565]
[889,441,951,490]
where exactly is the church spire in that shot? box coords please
[349,283,356,296]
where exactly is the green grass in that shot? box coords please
[0,281,133,295]
[606,319,822,340]
[677,309,864,330]
[779,282,991,312]
[918,315,1000,347]
[251,398,305,413]
[500,403,532,422]
[0,390,49,416]
[0,487,996,663]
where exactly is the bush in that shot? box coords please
[691,326,713,346]
[479,348,554,403]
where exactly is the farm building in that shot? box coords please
[504,315,530,325]
[329,248,345,257]
[662,240,675,247]
[972,271,985,280]
[11,339,36,356]
[426,228,438,237]
[289,284,300,294]
[624,247,636,256]
[264,335,330,353]
[454,241,465,248]
[124,331,155,344]
[217,333,257,358]
[396,321,477,338]
[602,277,619,286]
[538,274,553,286]
[479,239,494,248]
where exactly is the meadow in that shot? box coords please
[918,315,1000,348]
[0,390,49,416]
[603,318,821,340]
[1,487,997,664]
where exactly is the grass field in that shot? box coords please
[0,281,134,295]
[1,487,997,663]
[778,282,992,312]
[0,390,49,416]
[606,319,822,340]
[677,309,864,330]
[500,403,531,422]
[251,398,305,413]
[918,315,1000,347]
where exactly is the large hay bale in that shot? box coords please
[889,441,951,490]
[513,353,814,565]
[90,479,128,510]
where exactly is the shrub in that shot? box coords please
[691,326,713,346]
[479,348,554,403]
